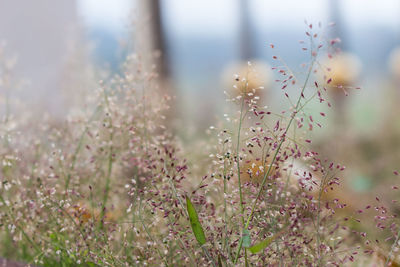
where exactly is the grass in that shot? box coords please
[0,23,399,266]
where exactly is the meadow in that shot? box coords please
[0,23,399,266]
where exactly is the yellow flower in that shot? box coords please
[322,53,361,91]
[221,60,272,99]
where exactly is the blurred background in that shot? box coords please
[1,0,400,126]
[1,0,400,226]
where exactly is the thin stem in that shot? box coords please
[46,198,92,251]
[164,161,185,213]
[64,105,101,194]
[202,246,217,267]
[163,162,214,266]
[234,52,317,263]
[222,143,232,260]
[385,227,400,266]
[282,125,297,203]
[235,91,246,222]
[316,171,329,266]
[234,83,248,264]
[138,201,169,267]
[100,89,114,224]
[0,195,41,253]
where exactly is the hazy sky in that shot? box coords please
[77,0,400,34]
[77,0,132,31]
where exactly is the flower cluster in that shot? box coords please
[0,23,396,266]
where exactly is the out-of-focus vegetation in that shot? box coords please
[1,1,400,266]
[0,21,400,266]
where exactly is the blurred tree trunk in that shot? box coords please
[147,0,169,79]
[329,0,347,51]
[136,0,177,126]
[137,0,169,82]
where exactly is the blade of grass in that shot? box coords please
[249,235,277,254]
[186,196,206,245]
[186,196,217,267]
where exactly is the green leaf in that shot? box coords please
[186,196,207,245]
[249,235,276,254]
[242,229,251,248]
[49,233,57,241]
